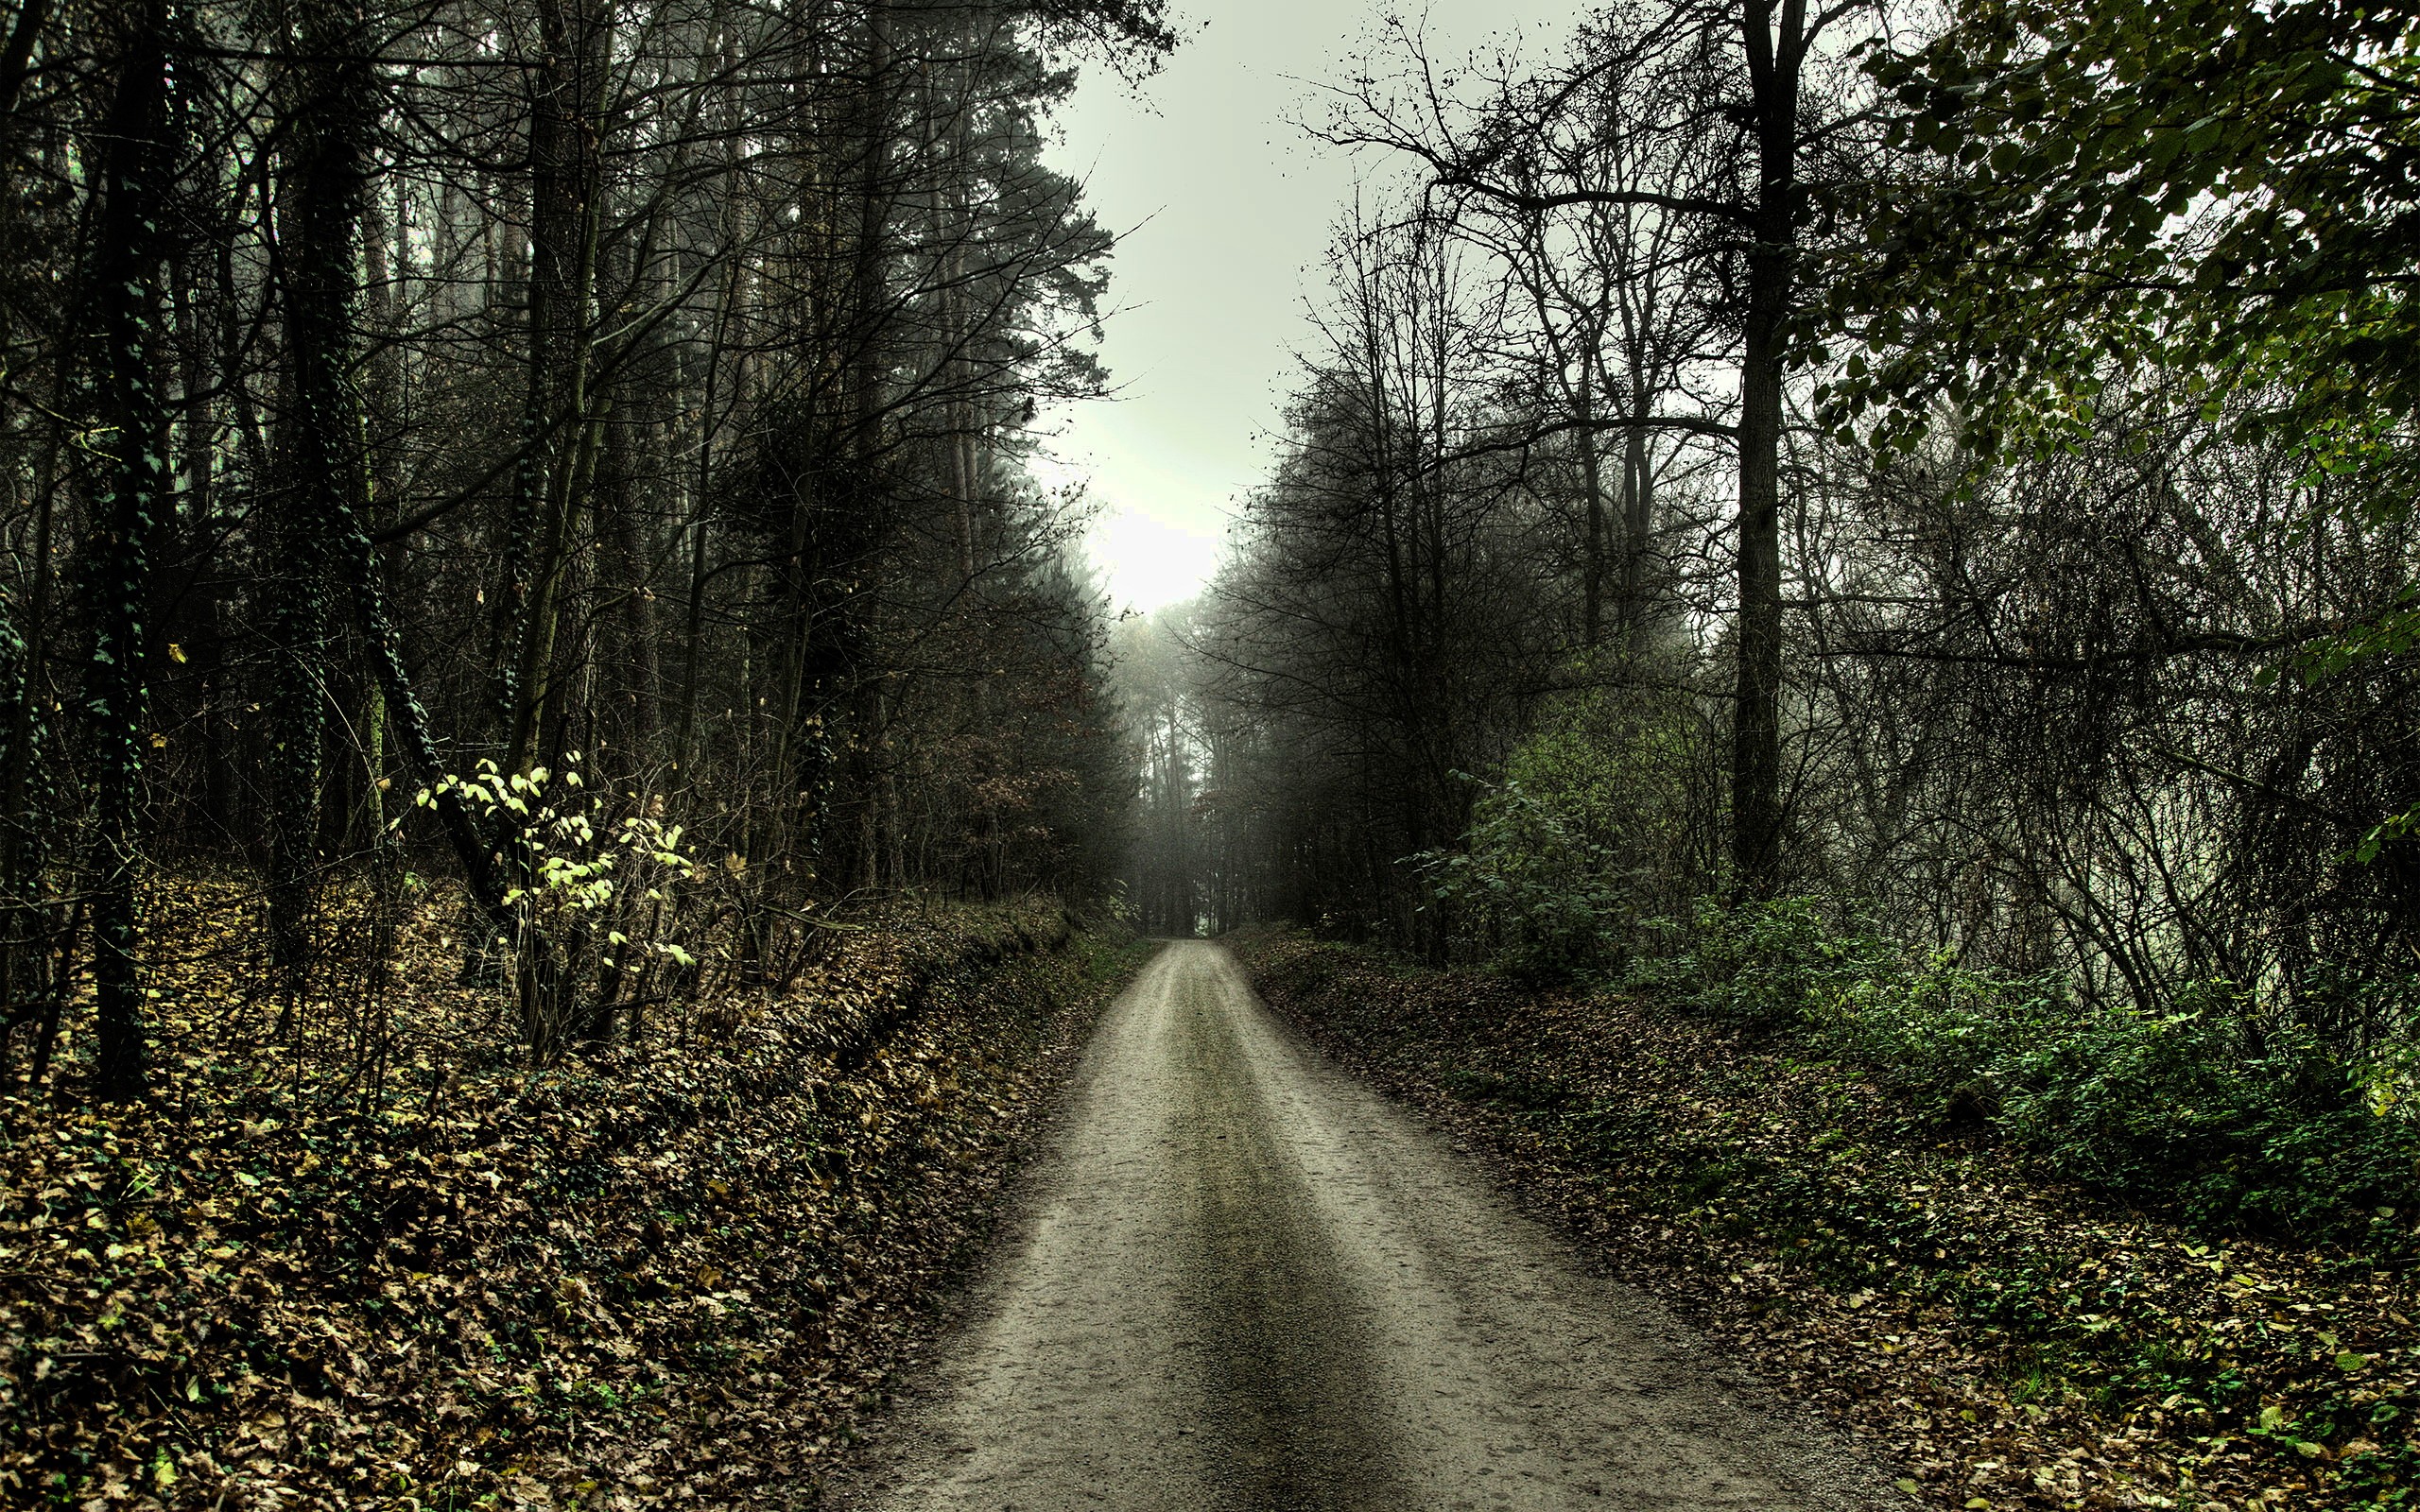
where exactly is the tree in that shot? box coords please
[1326,0,1889,897]
[0,0,1169,1086]
[84,3,180,1099]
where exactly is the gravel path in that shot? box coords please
[833,939,1890,1511]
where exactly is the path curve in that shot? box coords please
[834,939,1888,1511]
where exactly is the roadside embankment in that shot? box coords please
[1235,927,2419,1512]
[1,902,1147,1510]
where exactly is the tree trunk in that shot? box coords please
[1576,348,1606,650]
[87,7,175,1099]
[496,0,603,772]
[265,0,385,971]
[1729,0,1802,902]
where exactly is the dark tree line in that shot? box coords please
[0,0,1170,1096]
[1131,0,2420,1066]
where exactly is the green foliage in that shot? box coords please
[416,755,704,1054]
[1420,777,1630,981]
[1619,901,2420,1247]
[1836,0,2420,863]
[1989,1004,2420,1246]
[1843,0,2420,455]
[1795,933,2067,1089]
[426,758,695,936]
[1431,653,2420,1243]
[1418,683,1702,980]
[1627,898,1901,1027]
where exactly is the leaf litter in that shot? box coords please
[0,890,1143,1511]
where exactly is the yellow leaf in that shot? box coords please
[166,643,187,663]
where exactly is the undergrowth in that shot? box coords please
[1612,898,2420,1256]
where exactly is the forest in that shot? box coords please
[1128,0,2420,1239]
[0,0,1170,1098]
[5,0,2420,1508]
[0,0,1173,1502]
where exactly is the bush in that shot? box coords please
[1990,1002,2420,1246]
[1627,896,1903,1027]
[1419,778,1634,981]
[1620,899,2420,1248]
[417,754,703,1057]
[1419,693,2420,1247]
[1418,680,1706,981]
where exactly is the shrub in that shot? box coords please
[1419,778,1633,981]
[1419,680,1705,981]
[1990,1001,2420,1246]
[1619,899,2420,1248]
[416,755,703,1057]
[1634,896,1902,1026]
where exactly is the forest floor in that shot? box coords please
[0,886,1148,1511]
[1234,928,2420,1512]
[830,938,1891,1512]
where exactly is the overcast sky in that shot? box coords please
[1041,0,1576,615]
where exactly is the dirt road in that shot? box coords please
[837,940,1886,1511]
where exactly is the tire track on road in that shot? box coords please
[835,939,1888,1511]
